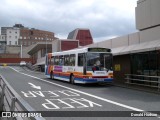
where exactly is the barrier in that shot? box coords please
[125,74,160,92]
[0,75,45,120]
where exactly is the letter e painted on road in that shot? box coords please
[42,99,60,109]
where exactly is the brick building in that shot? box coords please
[19,28,55,46]
[67,28,93,46]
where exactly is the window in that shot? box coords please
[9,41,11,45]
[70,54,75,66]
[59,56,64,66]
[78,53,84,66]
[131,51,159,76]
[9,36,11,38]
[15,41,17,45]
[15,36,17,39]
[64,55,70,66]
[54,56,59,65]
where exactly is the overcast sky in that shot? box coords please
[0,0,138,42]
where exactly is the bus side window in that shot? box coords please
[54,56,59,65]
[59,55,64,66]
[64,55,70,66]
[70,54,75,66]
[78,53,84,66]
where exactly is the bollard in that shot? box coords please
[0,83,6,111]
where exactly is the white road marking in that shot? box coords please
[10,67,144,111]
[28,82,41,90]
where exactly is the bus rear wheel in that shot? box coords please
[50,71,54,79]
[70,74,75,84]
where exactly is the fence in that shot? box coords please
[125,74,160,92]
[0,75,45,120]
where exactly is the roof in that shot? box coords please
[28,42,52,55]
[112,39,160,55]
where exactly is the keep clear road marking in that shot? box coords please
[28,82,41,90]
[10,67,144,112]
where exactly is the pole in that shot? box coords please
[21,44,22,58]
[46,35,47,55]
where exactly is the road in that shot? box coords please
[0,66,160,120]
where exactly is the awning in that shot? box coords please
[112,39,160,56]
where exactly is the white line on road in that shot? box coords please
[28,82,41,90]
[10,67,144,112]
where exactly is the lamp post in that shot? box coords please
[21,44,22,58]
[45,34,47,55]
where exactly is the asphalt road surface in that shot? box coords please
[0,66,160,120]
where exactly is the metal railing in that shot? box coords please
[0,75,45,120]
[125,74,160,91]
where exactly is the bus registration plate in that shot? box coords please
[97,78,104,81]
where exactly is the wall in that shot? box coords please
[136,0,160,30]
[0,58,32,63]
[6,28,20,45]
[113,55,131,84]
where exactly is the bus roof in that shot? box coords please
[49,47,111,56]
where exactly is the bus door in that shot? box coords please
[78,53,87,75]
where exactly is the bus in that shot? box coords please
[45,47,113,84]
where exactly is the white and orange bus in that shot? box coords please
[45,47,113,84]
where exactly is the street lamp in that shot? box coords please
[21,44,22,58]
[45,34,47,55]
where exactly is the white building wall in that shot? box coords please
[6,28,20,45]
[52,39,60,52]
[37,50,41,59]
[136,0,160,30]
[128,32,140,45]
[111,35,129,48]
[97,40,112,48]
[139,26,160,43]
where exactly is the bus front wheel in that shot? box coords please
[70,74,75,84]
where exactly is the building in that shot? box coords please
[0,24,55,60]
[0,35,6,53]
[6,28,20,45]
[84,0,160,88]
[67,28,93,46]
[52,39,79,52]
[136,0,160,30]
[19,28,55,46]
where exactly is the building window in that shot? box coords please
[15,41,17,45]
[15,36,17,39]
[9,31,11,33]
[15,31,17,34]
[9,41,11,45]
[9,36,11,38]
[131,51,159,76]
